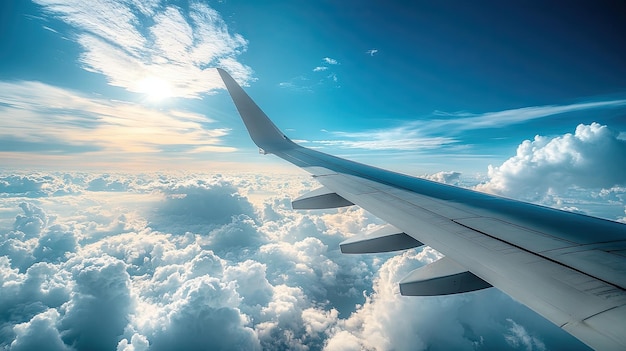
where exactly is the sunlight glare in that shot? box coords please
[137,76,173,101]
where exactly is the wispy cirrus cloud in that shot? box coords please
[282,57,341,90]
[0,81,234,168]
[312,127,457,151]
[431,99,626,132]
[33,0,252,98]
[314,99,626,151]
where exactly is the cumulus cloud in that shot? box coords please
[60,256,132,351]
[10,309,70,351]
[148,276,260,351]
[0,171,594,350]
[423,171,461,184]
[477,123,626,204]
[14,202,49,238]
[322,57,339,65]
[0,175,58,197]
[153,182,256,234]
[33,0,253,98]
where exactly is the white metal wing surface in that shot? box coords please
[217,68,626,350]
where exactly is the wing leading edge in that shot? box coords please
[217,68,626,350]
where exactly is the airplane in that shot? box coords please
[216,68,626,350]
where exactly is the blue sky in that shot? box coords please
[1,0,625,173]
[1,1,626,350]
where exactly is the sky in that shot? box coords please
[1,0,626,350]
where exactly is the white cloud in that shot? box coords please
[117,333,149,351]
[283,58,341,90]
[476,123,626,202]
[313,127,457,151]
[504,319,546,351]
[431,100,626,132]
[33,0,253,98]
[0,171,599,350]
[422,171,461,184]
[10,309,71,351]
[318,100,626,153]
[60,255,133,350]
[309,100,626,155]
[366,49,378,56]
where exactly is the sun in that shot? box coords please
[137,76,173,101]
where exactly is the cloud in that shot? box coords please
[148,276,261,351]
[14,202,49,238]
[33,0,253,98]
[366,49,378,56]
[282,57,341,90]
[476,123,626,201]
[117,333,149,351]
[151,182,259,242]
[278,76,315,92]
[33,224,77,263]
[504,319,546,351]
[307,100,626,153]
[0,81,235,168]
[60,255,132,351]
[431,99,626,132]
[312,127,457,151]
[10,309,71,351]
[422,171,461,184]
[0,171,598,350]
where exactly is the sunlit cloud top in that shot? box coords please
[34,0,253,98]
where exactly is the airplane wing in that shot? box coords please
[217,68,626,350]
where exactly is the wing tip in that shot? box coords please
[217,67,295,152]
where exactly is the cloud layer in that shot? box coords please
[0,172,590,350]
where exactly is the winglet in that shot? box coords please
[217,68,295,152]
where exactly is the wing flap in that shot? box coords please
[399,257,492,296]
[340,224,423,254]
[291,186,354,209]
